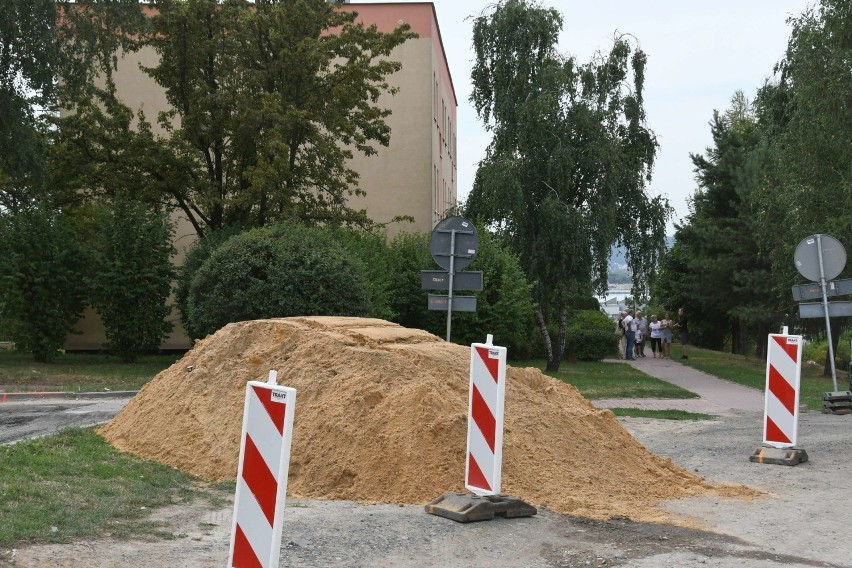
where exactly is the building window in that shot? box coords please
[442,100,447,147]
[448,117,452,158]
[433,73,438,122]
[433,165,439,223]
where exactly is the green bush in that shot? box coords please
[386,228,536,355]
[185,224,370,339]
[0,206,88,362]
[803,329,851,369]
[450,228,536,355]
[326,226,395,321]
[803,338,827,365]
[175,226,245,336]
[565,309,618,361]
[88,193,176,362]
[385,232,438,332]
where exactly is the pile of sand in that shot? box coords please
[100,317,754,523]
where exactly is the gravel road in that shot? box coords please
[4,406,851,568]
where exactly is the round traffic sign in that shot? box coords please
[794,234,846,282]
[429,216,479,271]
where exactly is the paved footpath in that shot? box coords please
[594,356,766,415]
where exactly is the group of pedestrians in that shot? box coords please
[615,308,689,361]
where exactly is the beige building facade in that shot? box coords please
[65,2,458,350]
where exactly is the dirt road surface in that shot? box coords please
[3,406,851,568]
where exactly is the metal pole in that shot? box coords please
[816,234,839,390]
[446,229,456,342]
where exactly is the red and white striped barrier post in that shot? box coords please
[425,335,535,521]
[763,333,802,448]
[228,370,296,568]
[465,334,507,495]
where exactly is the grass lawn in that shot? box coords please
[0,351,182,393]
[514,358,698,401]
[608,408,715,420]
[0,428,227,548]
[668,344,840,411]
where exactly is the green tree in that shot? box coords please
[660,0,852,367]
[1,2,145,359]
[0,0,53,207]
[0,206,88,362]
[52,0,416,237]
[659,94,779,354]
[88,192,176,362]
[466,0,670,371]
[1,1,142,209]
[750,0,851,372]
[774,0,852,237]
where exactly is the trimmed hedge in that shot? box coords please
[565,309,618,361]
[185,224,370,339]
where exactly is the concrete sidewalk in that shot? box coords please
[594,356,765,415]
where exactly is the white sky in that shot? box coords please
[356,0,811,233]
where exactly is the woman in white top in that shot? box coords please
[648,315,662,358]
[660,312,674,358]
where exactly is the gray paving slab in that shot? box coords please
[595,356,766,414]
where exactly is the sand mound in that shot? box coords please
[100,317,754,523]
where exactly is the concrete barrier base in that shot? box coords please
[749,447,809,466]
[425,492,537,523]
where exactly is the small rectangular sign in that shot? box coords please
[792,278,852,301]
[421,270,484,291]
[799,301,852,319]
[428,294,477,312]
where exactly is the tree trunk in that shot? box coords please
[555,307,568,365]
[754,323,768,360]
[536,310,557,372]
[731,319,740,355]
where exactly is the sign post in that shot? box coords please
[793,234,847,390]
[425,216,480,342]
[792,233,852,414]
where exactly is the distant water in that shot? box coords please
[599,287,631,319]
[599,287,631,304]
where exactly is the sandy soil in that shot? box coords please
[98,317,749,522]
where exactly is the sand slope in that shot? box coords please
[100,317,753,522]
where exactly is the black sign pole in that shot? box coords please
[817,234,839,390]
